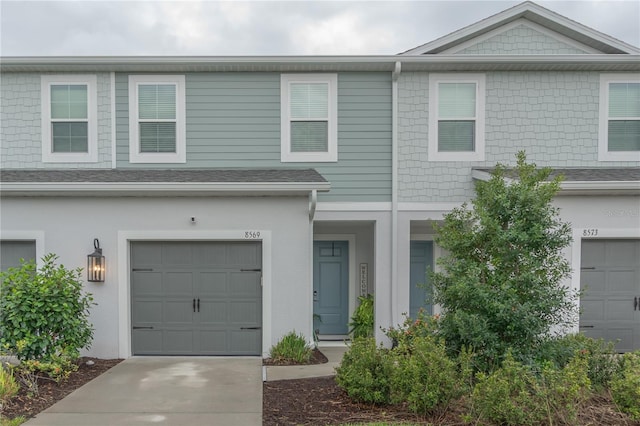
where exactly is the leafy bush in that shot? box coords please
[535,333,619,390]
[335,337,394,404]
[471,351,591,425]
[348,294,374,339]
[610,351,640,420]
[431,152,577,371]
[390,335,470,414]
[383,309,439,353]
[0,255,95,362]
[269,331,312,364]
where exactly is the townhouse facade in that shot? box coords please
[1,2,639,358]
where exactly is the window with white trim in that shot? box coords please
[428,74,485,162]
[281,74,337,162]
[128,75,186,163]
[599,74,640,161]
[41,75,97,163]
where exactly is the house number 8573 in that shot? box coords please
[244,231,261,239]
[582,229,598,237]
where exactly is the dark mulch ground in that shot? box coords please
[2,357,122,420]
[4,354,640,425]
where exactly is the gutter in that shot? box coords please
[390,61,401,328]
[0,181,331,196]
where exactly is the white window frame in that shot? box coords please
[598,74,640,162]
[428,73,486,162]
[41,75,98,163]
[128,75,186,164]
[281,73,338,162]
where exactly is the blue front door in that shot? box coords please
[313,241,349,335]
[410,241,434,318]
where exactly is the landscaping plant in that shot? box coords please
[431,152,577,371]
[0,255,95,376]
[610,351,640,420]
[269,331,312,364]
[348,294,374,339]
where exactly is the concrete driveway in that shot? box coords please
[24,357,262,426]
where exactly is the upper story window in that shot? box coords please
[128,75,186,163]
[281,74,337,162]
[599,74,640,161]
[41,75,97,163]
[428,73,485,162]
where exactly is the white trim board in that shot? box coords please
[0,231,46,267]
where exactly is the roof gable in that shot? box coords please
[401,1,640,55]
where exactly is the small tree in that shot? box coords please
[0,254,94,361]
[431,152,577,371]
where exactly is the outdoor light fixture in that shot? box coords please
[87,238,105,282]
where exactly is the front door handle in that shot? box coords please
[197,298,200,312]
[193,298,196,312]
[635,296,638,311]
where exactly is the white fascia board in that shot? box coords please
[472,169,640,194]
[0,181,331,196]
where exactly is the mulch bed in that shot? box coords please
[2,357,122,420]
[4,353,640,425]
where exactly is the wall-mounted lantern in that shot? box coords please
[87,238,105,282]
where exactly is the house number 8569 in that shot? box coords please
[244,231,261,239]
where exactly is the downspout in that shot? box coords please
[308,189,317,347]
[110,72,116,169]
[391,61,401,328]
[309,189,317,221]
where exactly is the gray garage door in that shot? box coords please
[131,241,262,356]
[1,241,36,271]
[580,239,640,352]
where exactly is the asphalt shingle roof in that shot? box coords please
[473,167,640,182]
[0,168,327,184]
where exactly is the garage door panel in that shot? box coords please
[162,243,195,265]
[164,272,194,295]
[133,301,163,324]
[580,299,604,321]
[131,243,163,265]
[229,301,260,324]
[229,272,261,296]
[198,301,228,324]
[165,330,195,353]
[606,299,636,321]
[608,270,636,292]
[132,273,163,295]
[197,245,228,266]
[230,330,261,354]
[164,300,194,325]
[228,243,261,267]
[608,241,638,265]
[198,272,228,296]
[581,271,605,293]
[132,330,163,354]
[0,241,36,271]
[198,330,228,353]
[581,241,605,265]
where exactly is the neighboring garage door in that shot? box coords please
[580,239,640,352]
[1,241,36,271]
[131,241,262,355]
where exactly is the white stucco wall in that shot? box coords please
[0,195,313,358]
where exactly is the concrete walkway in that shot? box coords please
[264,345,347,381]
[24,357,262,426]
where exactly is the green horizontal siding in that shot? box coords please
[116,72,392,202]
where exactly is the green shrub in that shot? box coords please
[0,255,94,362]
[535,333,618,390]
[383,309,439,353]
[610,351,640,420]
[348,294,374,339]
[335,337,394,404]
[0,364,19,404]
[471,351,591,425]
[269,331,312,364]
[390,335,468,414]
[431,153,577,372]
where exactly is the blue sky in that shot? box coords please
[1,0,638,56]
